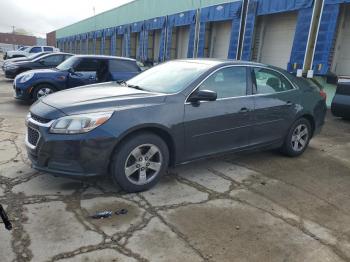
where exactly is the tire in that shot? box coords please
[33,84,56,101]
[111,132,169,192]
[281,118,312,157]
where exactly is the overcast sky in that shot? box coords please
[0,0,133,38]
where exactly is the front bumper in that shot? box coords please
[4,68,17,79]
[13,80,32,101]
[25,116,118,178]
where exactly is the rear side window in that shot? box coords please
[109,60,140,72]
[30,47,42,53]
[253,68,293,94]
[199,67,247,99]
[41,55,64,66]
[75,58,99,72]
[43,47,53,51]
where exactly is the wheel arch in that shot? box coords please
[298,114,316,137]
[31,81,59,98]
[108,124,177,173]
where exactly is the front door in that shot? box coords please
[184,66,255,160]
[67,58,98,88]
[251,67,300,145]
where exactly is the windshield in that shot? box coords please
[127,61,211,94]
[56,56,78,71]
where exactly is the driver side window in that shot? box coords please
[74,59,99,72]
[199,67,247,99]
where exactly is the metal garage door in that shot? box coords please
[104,37,111,55]
[332,5,350,76]
[96,38,102,54]
[210,21,232,59]
[176,26,189,59]
[257,12,297,69]
[153,30,161,61]
[116,36,122,56]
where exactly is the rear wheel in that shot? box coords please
[111,133,169,192]
[33,84,55,101]
[281,118,312,157]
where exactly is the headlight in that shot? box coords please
[19,73,34,83]
[50,112,113,134]
[5,64,18,70]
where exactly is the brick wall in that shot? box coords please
[46,31,56,47]
[0,33,36,46]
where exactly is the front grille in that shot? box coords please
[31,113,51,124]
[27,126,40,147]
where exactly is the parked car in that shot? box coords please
[3,52,73,79]
[25,59,327,192]
[2,52,51,69]
[4,46,59,60]
[14,55,141,102]
[331,78,350,119]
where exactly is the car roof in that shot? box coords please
[175,58,290,74]
[74,55,136,62]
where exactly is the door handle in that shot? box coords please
[239,107,249,113]
[286,101,294,106]
[89,76,95,80]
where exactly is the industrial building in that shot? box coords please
[52,0,350,78]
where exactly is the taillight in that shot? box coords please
[319,89,327,100]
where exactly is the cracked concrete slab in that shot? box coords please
[23,201,103,262]
[176,163,231,193]
[81,197,146,236]
[12,174,84,196]
[141,176,208,207]
[209,160,260,184]
[126,217,202,262]
[57,249,137,262]
[162,199,343,262]
[0,159,34,179]
[0,140,18,164]
[0,184,4,197]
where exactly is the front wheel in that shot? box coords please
[281,118,312,157]
[33,84,55,101]
[111,133,169,192]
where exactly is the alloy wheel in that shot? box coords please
[37,87,53,99]
[291,124,309,152]
[124,144,163,185]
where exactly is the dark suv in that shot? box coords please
[26,59,327,193]
[4,52,73,79]
[14,55,141,102]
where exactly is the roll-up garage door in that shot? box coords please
[130,33,137,58]
[105,37,111,55]
[210,21,232,59]
[88,39,94,54]
[257,12,297,69]
[96,38,102,55]
[332,5,350,76]
[116,36,123,57]
[176,26,190,59]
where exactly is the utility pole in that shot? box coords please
[12,26,15,50]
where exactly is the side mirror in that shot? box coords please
[188,89,217,103]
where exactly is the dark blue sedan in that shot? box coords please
[14,55,141,102]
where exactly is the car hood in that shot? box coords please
[40,82,168,115]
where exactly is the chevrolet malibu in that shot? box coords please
[26,59,327,192]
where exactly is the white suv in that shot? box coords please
[4,46,60,60]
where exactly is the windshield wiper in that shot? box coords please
[116,80,144,91]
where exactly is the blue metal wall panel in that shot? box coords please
[325,0,350,3]
[197,1,242,58]
[257,0,313,15]
[288,7,314,72]
[241,0,258,60]
[313,3,340,75]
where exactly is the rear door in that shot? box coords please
[109,59,141,81]
[67,58,98,88]
[184,66,255,160]
[251,67,300,145]
[37,54,65,69]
